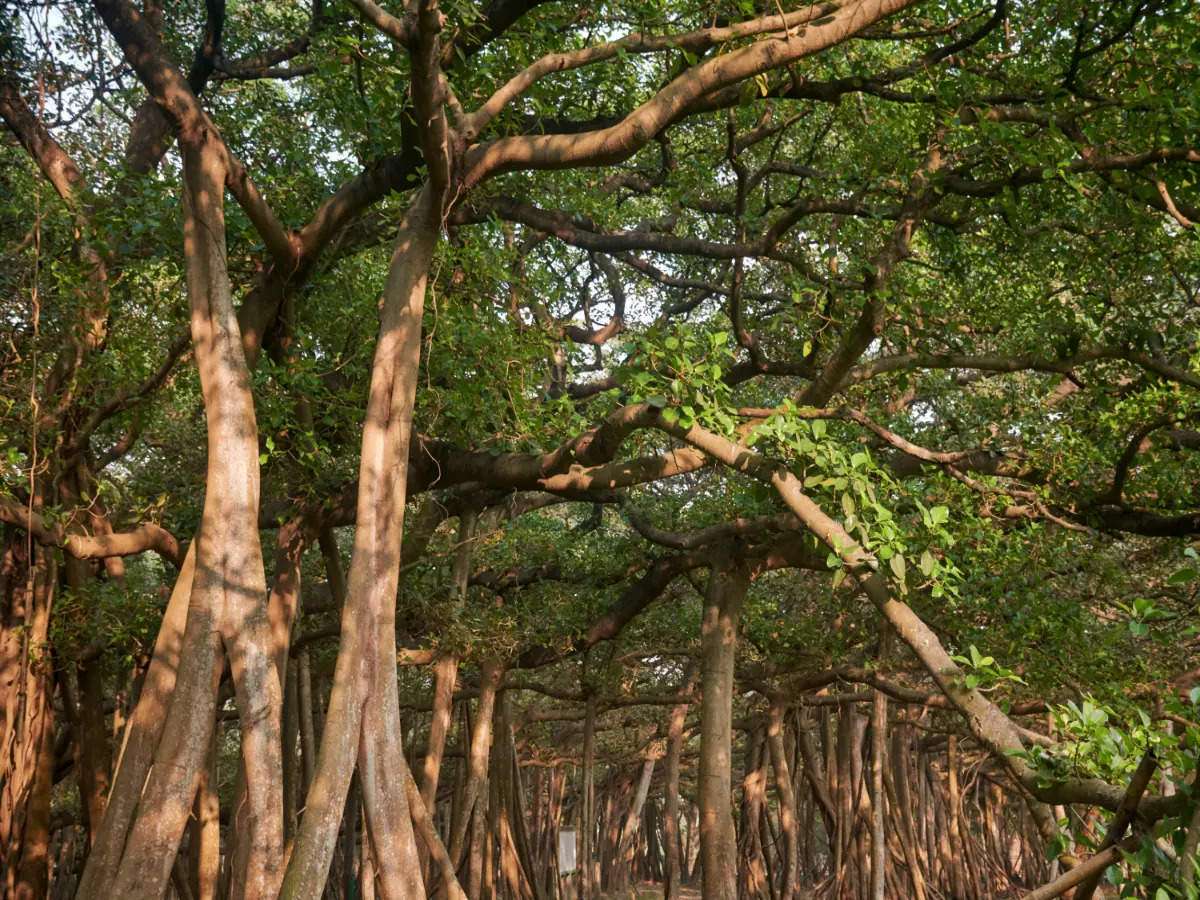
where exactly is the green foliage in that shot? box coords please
[950,644,1027,692]
[748,402,963,597]
[615,326,738,433]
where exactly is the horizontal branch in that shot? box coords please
[844,347,1200,391]
[0,497,183,567]
[461,0,916,188]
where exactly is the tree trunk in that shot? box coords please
[77,543,195,897]
[947,735,967,898]
[580,691,597,900]
[698,548,749,900]
[281,185,439,898]
[870,691,887,900]
[767,699,799,900]
[190,733,220,900]
[422,509,476,858]
[737,726,770,900]
[616,753,656,886]
[663,674,693,900]
[101,134,282,899]
[451,657,505,869]
[298,647,316,799]
[75,629,112,844]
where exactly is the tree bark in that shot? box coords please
[617,752,656,884]
[698,548,749,900]
[580,690,597,900]
[77,543,195,897]
[422,510,476,842]
[103,134,280,899]
[450,656,505,869]
[736,726,770,900]
[281,185,438,898]
[190,734,220,900]
[663,672,694,900]
[870,691,887,900]
[405,759,469,900]
[766,699,799,900]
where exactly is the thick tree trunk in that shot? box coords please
[103,136,280,900]
[698,548,749,900]
[281,185,438,898]
[77,543,195,896]
[0,537,54,900]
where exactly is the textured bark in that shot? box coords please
[77,543,195,896]
[579,691,597,900]
[76,654,111,843]
[422,509,475,844]
[189,735,220,900]
[736,727,769,899]
[281,185,438,899]
[767,700,799,900]
[870,691,887,900]
[105,135,279,899]
[663,674,694,900]
[450,656,504,868]
[0,540,54,900]
[698,549,749,900]
[14,630,54,900]
[616,752,656,884]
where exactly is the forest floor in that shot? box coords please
[597,885,701,899]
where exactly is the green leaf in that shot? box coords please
[1168,567,1197,585]
[919,550,936,577]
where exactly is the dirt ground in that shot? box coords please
[594,885,701,899]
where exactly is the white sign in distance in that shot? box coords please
[558,829,577,874]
